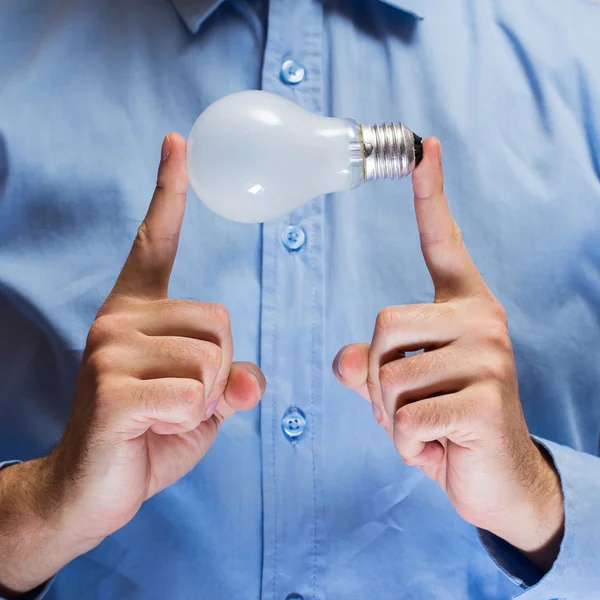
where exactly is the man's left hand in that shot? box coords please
[334,138,564,570]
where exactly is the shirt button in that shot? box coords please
[281,225,306,251]
[280,59,305,85]
[281,407,306,441]
[285,595,303,600]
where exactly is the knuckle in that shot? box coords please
[488,298,509,325]
[182,339,222,369]
[134,220,178,253]
[479,351,513,382]
[486,319,510,343]
[86,348,119,376]
[394,408,416,435]
[486,319,512,350]
[376,306,399,330]
[183,341,222,381]
[134,222,151,250]
[472,314,512,355]
[87,314,122,348]
[496,332,513,356]
[182,380,205,416]
[171,300,230,337]
[206,303,230,330]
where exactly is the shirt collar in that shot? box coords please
[169,0,223,34]
[170,0,427,34]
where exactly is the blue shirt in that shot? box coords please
[1,0,600,598]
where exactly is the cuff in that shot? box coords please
[479,437,600,599]
[0,583,52,600]
[0,461,55,600]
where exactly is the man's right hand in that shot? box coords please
[0,133,265,596]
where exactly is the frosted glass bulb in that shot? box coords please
[187,90,422,223]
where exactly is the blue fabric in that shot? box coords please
[1,0,600,598]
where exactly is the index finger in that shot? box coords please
[412,138,486,302]
[112,133,188,301]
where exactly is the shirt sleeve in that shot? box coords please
[0,461,54,600]
[479,438,600,600]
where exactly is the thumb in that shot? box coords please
[111,133,188,301]
[209,361,267,420]
[333,343,371,402]
[412,138,486,302]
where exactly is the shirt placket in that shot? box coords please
[259,0,327,599]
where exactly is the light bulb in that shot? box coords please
[187,90,422,223]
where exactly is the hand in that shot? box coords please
[333,138,564,569]
[0,133,265,595]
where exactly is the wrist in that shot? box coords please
[0,457,98,594]
[487,443,564,571]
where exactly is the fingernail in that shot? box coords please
[372,403,381,422]
[248,371,266,398]
[206,399,218,419]
[333,347,347,378]
[161,135,171,162]
[437,142,442,163]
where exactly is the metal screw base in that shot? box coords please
[361,123,420,182]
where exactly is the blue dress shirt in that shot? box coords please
[1,0,600,598]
